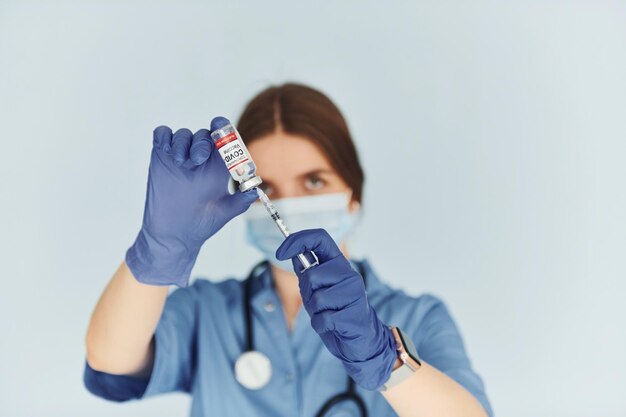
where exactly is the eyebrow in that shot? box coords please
[295,169,333,180]
[261,169,333,188]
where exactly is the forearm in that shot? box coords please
[381,360,488,417]
[85,261,169,375]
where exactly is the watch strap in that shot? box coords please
[379,326,421,391]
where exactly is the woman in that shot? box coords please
[84,83,493,417]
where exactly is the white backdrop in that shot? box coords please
[1,1,625,416]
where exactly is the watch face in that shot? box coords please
[397,327,421,365]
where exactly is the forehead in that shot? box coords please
[246,132,334,179]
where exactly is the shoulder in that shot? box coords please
[187,276,243,295]
[360,259,444,313]
[362,264,451,338]
[371,286,449,333]
[373,286,468,357]
[164,276,244,308]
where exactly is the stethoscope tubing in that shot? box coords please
[240,260,368,417]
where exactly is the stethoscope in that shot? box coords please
[234,260,368,417]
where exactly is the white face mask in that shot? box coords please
[244,191,358,273]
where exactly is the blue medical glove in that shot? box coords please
[275,229,397,391]
[126,117,258,287]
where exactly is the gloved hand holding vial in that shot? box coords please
[210,116,319,272]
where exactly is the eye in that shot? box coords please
[304,174,326,191]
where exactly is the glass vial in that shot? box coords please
[210,123,262,192]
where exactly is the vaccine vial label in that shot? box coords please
[215,132,250,172]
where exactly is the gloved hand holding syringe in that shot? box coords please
[210,117,319,272]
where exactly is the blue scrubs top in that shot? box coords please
[84,258,493,417]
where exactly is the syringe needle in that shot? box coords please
[256,188,290,238]
[256,188,318,272]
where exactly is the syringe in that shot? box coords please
[209,117,319,272]
[256,188,319,272]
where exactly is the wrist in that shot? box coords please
[378,326,422,392]
[126,229,199,287]
[392,356,403,371]
[341,319,398,391]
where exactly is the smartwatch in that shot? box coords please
[379,326,421,392]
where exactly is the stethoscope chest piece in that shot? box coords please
[234,350,272,390]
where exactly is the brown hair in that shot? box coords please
[236,82,365,204]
